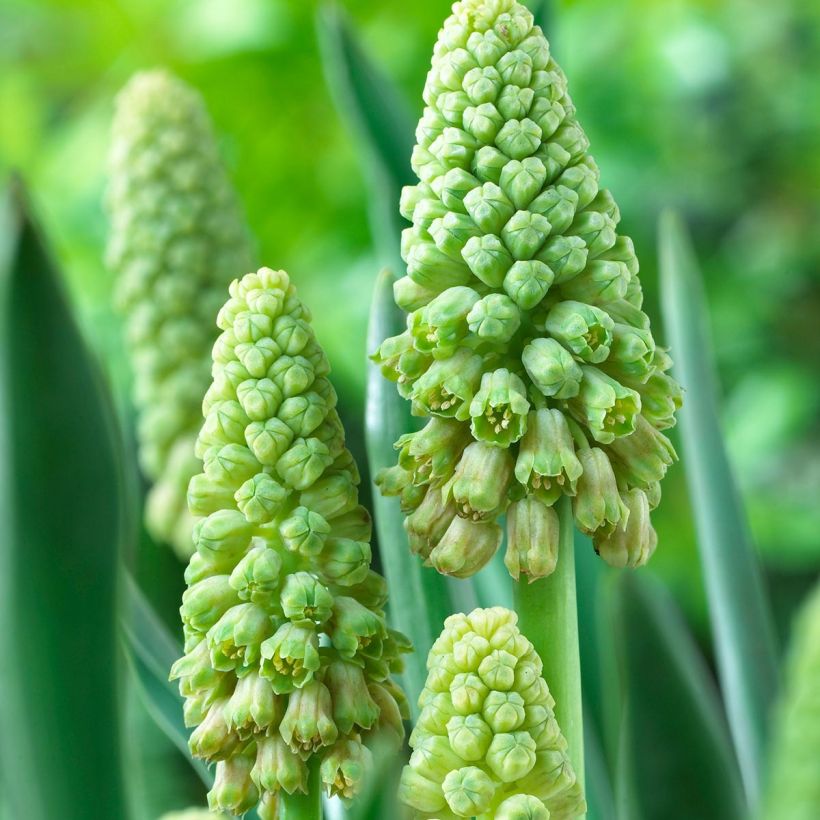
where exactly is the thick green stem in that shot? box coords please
[513,495,585,795]
[278,760,322,820]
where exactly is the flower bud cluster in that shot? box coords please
[107,70,253,557]
[171,268,409,817]
[374,0,681,579]
[399,607,584,818]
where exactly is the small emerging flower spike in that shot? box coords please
[171,268,410,815]
[374,0,682,579]
[399,607,585,818]
[106,70,253,557]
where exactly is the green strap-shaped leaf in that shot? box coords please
[608,572,747,820]
[366,269,453,714]
[0,181,126,819]
[658,211,778,806]
[121,572,213,789]
[317,4,415,266]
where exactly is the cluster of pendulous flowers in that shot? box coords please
[107,70,253,557]
[171,268,409,818]
[374,0,681,580]
[400,607,585,818]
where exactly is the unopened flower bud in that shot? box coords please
[487,731,538,782]
[208,755,259,815]
[443,765,496,816]
[496,793,550,819]
[429,516,502,578]
[279,506,330,556]
[318,538,372,587]
[252,735,308,795]
[447,440,514,521]
[234,473,287,523]
[594,488,657,568]
[572,447,627,535]
[228,546,282,607]
[467,292,522,342]
[522,338,582,399]
[506,497,560,581]
[405,486,459,559]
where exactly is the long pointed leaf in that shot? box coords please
[0,180,126,818]
[659,211,778,806]
[609,573,747,820]
[317,4,415,266]
[365,269,453,714]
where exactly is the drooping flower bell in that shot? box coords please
[374,0,681,579]
[399,607,585,818]
[106,70,253,557]
[171,268,410,817]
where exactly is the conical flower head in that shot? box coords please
[171,268,409,814]
[399,607,584,818]
[376,0,681,578]
[106,70,253,557]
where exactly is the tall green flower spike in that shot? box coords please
[399,607,584,818]
[763,580,820,820]
[374,0,682,579]
[107,70,253,557]
[171,268,410,817]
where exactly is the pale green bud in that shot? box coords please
[450,672,489,714]
[522,338,582,399]
[535,235,587,283]
[447,714,494,761]
[483,690,527,733]
[496,794,550,820]
[487,731,538,782]
[464,182,515,234]
[462,233,513,287]
[405,486,459,559]
[502,210,551,260]
[259,622,321,693]
[561,258,627,304]
[594,488,657,568]
[280,572,333,623]
[398,767,448,814]
[278,507,330,557]
[252,735,308,795]
[207,602,273,671]
[569,367,641,444]
[505,497,560,581]
[234,473,287,523]
[193,509,253,559]
[503,259,555,310]
[181,575,239,633]
[467,292,522,342]
[545,300,614,364]
[443,765,496,816]
[279,679,339,758]
[572,447,627,535]
[607,322,655,380]
[429,516,503,578]
[530,185,577,235]
[515,409,583,502]
[189,699,239,761]
[208,755,259,815]
[469,368,530,446]
[447,440,514,521]
[275,437,333,491]
[245,417,294,466]
[229,546,282,607]
[394,275,440,311]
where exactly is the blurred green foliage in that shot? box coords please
[1,0,818,632]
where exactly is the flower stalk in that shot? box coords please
[513,495,584,793]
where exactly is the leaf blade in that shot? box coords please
[658,211,779,806]
[0,181,127,818]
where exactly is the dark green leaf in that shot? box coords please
[658,211,779,806]
[0,180,126,818]
[608,572,747,820]
[365,269,454,715]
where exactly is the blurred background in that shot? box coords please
[1,0,818,811]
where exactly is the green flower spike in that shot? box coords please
[399,607,584,818]
[171,268,409,814]
[107,70,253,557]
[375,0,681,578]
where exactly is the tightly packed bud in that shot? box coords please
[763,581,820,820]
[376,0,681,577]
[171,269,409,814]
[107,70,253,557]
[399,608,584,818]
